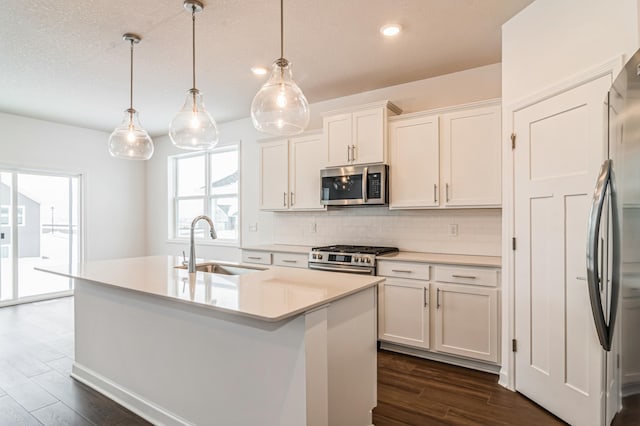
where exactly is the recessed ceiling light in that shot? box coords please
[380,24,402,37]
[251,66,268,76]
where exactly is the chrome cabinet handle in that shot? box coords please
[347,145,351,162]
[433,184,437,203]
[282,259,297,263]
[452,274,476,279]
[283,192,287,207]
[351,144,356,161]
[446,183,450,203]
[423,287,428,308]
[290,192,295,206]
[247,256,262,260]
[436,288,441,309]
[576,276,587,281]
[391,269,412,273]
[362,166,368,203]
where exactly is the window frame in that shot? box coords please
[168,142,241,246]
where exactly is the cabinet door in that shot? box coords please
[441,105,501,207]
[433,283,498,362]
[259,139,289,210]
[353,108,385,165]
[325,113,352,167]
[378,278,429,349]
[389,115,440,208]
[289,134,326,210]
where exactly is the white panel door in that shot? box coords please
[441,104,501,206]
[378,279,429,349]
[388,114,440,208]
[513,74,611,426]
[259,139,289,211]
[352,108,385,165]
[289,134,326,211]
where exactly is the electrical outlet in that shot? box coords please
[448,224,458,237]
[248,223,258,232]
[309,222,317,233]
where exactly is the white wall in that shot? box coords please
[0,113,147,260]
[502,0,638,105]
[146,63,503,259]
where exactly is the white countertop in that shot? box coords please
[37,256,382,322]
[378,251,501,267]
[243,245,501,267]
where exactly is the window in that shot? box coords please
[0,205,25,226]
[170,143,240,244]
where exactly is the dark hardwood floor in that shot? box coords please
[373,350,566,425]
[0,296,582,425]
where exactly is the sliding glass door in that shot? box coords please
[0,169,81,304]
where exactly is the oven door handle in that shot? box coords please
[308,264,375,274]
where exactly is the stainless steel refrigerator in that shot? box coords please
[588,49,640,425]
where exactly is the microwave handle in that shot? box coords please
[362,166,368,203]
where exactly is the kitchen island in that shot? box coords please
[37,255,383,426]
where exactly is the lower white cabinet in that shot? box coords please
[433,283,499,363]
[378,278,429,349]
[377,260,500,366]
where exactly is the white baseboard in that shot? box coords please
[379,342,501,375]
[71,362,192,426]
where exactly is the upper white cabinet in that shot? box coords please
[388,100,502,209]
[389,113,440,208]
[259,132,326,211]
[324,101,402,167]
[441,104,501,207]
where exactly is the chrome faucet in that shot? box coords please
[188,215,217,273]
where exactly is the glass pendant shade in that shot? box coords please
[251,60,309,136]
[169,89,219,150]
[108,109,154,161]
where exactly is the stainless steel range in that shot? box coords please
[307,245,399,275]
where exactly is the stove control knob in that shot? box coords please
[366,257,371,264]
[318,254,323,260]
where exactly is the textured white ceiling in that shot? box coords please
[0,0,533,136]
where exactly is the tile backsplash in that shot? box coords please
[272,208,502,256]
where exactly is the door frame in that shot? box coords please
[500,56,623,390]
[0,164,84,307]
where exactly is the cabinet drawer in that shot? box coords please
[433,266,498,287]
[273,252,308,269]
[377,261,429,280]
[242,250,272,265]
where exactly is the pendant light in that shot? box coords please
[108,34,154,160]
[169,0,219,150]
[250,0,309,136]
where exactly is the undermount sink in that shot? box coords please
[175,262,263,276]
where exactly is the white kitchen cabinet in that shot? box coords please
[259,132,326,211]
[432,283,498,363]
[259,139,289,211]
[441,104,501,207]
[388,100,501,209]
[377,260,430,349]
[241,250,272,265]
[324,101,401,167]
[272,252,308,269]
[388,113,440,208]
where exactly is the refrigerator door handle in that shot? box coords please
[587,159,617,351]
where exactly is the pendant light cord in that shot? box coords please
[129,39,134,110]
[192,5,196,90]
[280,0,284,60]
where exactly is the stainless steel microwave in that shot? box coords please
[320,164,388,206]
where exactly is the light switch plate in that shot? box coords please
[248,223,258,232]
[448,224,458,237]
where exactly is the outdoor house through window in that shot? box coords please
[170,143,240,243]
